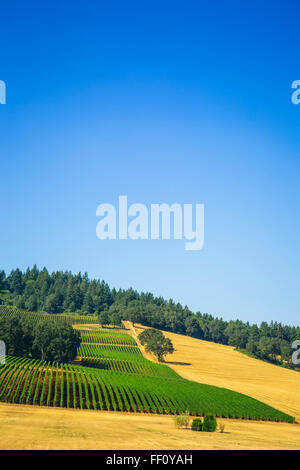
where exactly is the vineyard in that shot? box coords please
[0,305,98,325]
[0,306,296,422]
[77,327,179,377]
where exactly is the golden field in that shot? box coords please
[0,402,300,450]
[0,323,300,450]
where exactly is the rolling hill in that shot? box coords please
[0,307,300,449]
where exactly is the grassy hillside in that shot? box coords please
[0,306,295,422]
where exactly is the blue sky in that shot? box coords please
[0,1,299,325]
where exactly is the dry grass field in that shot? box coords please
[0,402,300,450]
[1,323,300,450]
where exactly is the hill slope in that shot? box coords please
[131,324,300,422]
[0,307,294,422]
[0,323,300,449]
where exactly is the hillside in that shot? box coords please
[0,307,294,422]
[0,322,300,449]
[2,266,299,372]
[132,324,300,422]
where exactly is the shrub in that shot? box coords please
[174,411,191,429]
[219,423,225,433]
[191,418,203,431]
[202,414,217,432]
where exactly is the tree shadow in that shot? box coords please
[164,360,191,366]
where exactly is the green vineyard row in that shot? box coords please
[0,356,295,421]
[79,329,137,345]
[0,305,98,325]
[0,305,296,422]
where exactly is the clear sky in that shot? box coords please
[0,1,299,325]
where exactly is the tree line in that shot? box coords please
[0,313,81,362]
[0,266,299,368]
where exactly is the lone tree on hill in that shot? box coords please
[138,328,174,362]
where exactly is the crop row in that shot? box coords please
[78,343,142,362]
[0,305,98,325]
[79,329,137,346]
[79,357,178,378]
[77,336,178,377]
[0,356,295,422]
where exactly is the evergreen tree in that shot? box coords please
[8,268,24,295]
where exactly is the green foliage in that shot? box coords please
[0,314,31,356]
[202,414,217,432]
[126,306,141,326]
[106,305,125,327]
[32,319,81,362]
[0,309,81,363]
[8,268,24,295]
[184,316,201,337]
[138,328,174,362]
[0,270,6,292]
[191,418,203,431]
[98,310,110,327]
[224,322,248,349]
